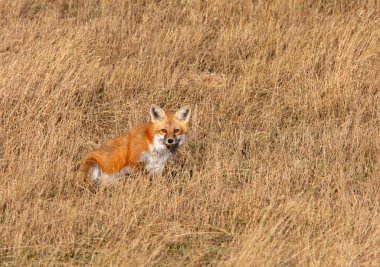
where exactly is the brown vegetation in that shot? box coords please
[1,0,379,266]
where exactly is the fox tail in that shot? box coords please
[80,152,100,173]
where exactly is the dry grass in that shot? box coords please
[1,0,380,266]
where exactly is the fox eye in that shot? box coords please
[174,129,180,134]
[160,129,167,134]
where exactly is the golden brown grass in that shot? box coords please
[1,0,380,266]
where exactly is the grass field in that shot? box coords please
[1,0,379,266]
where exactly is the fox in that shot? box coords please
[81,104,191,184]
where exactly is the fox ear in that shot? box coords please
[176,105,191,123]
[150,104,165,122]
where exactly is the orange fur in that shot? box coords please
[82,123,154,174]
[82,105,190,182]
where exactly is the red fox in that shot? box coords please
[82,105,191,184]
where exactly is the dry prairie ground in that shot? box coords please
[1,0,380,266]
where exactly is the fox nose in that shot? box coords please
[167,138,174,144]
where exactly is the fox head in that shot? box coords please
[150,104,191,149]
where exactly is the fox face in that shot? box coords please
[150,105,191,150]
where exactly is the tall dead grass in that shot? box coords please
[1,0,379,266]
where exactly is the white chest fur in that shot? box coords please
[141,135,175,175]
